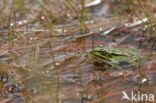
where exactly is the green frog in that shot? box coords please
[91,46,151,83]
[91,45,142,66]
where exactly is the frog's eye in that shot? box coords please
[99,51,112,57]
[107,54,112,58]
[99,51,107,55]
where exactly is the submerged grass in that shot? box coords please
[79,0,88,33]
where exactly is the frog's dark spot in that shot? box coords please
[99,51,113,58]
